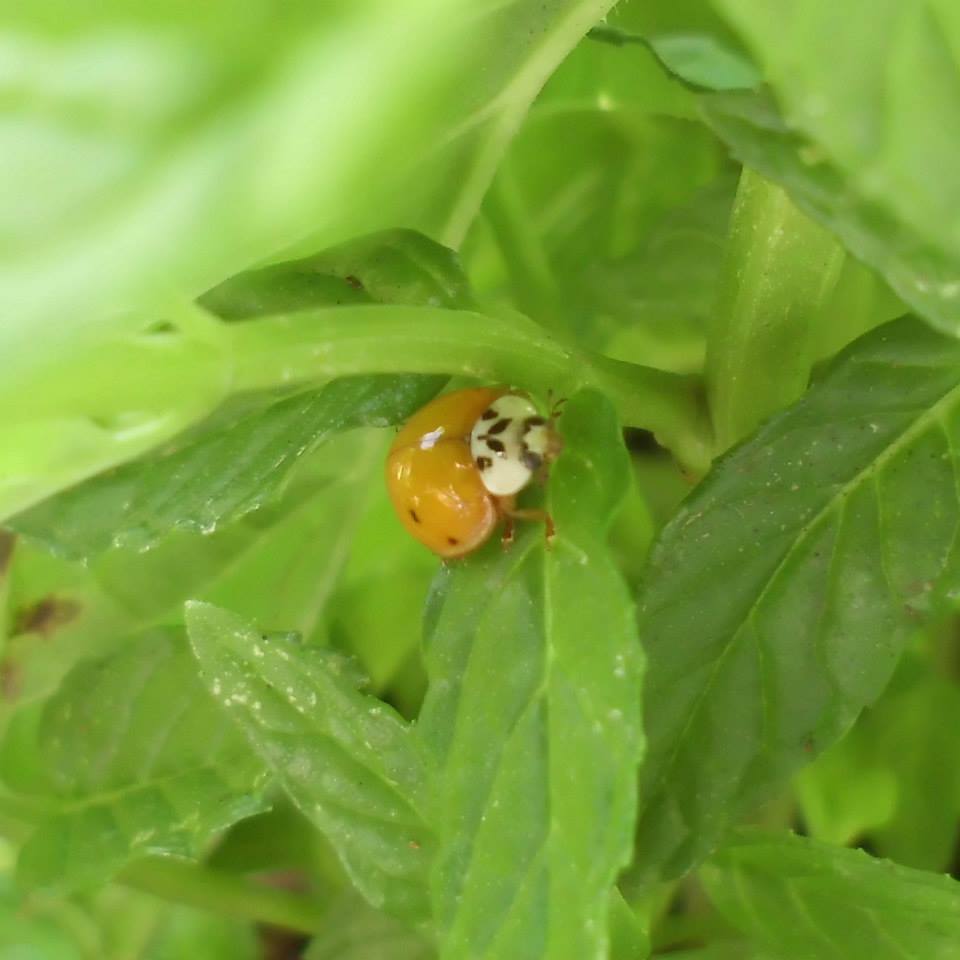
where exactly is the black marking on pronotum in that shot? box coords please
[480,408,497,420]
[524,416,547,429]
[486,418,511,436]
[522,450,543,470]
[476,456,493,470]
[409,508,421,523]
[486,438,506,454]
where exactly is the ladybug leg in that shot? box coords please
[499,498,556,549]
[500,514,516,550]
[498,494,517,550]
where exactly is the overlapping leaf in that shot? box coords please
[634,317,960,881]
[417,390,643,960]
[704,0,960,335]
[4,0,614,524]
[11,227,466,558]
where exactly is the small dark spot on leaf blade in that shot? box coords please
[13,596,81,637]
[0,532,15,576]
[0,661,20,702]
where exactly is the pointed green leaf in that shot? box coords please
[634,317,960,881]
[185,602,433,921]
[201,229,475,321]
[703,830,960,960]
[646,33,760,91]
[1,631,269,891]
[418,389,643,959]
[11,375,440,560]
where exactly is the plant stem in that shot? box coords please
[227,304,712,472]
[120,857,326,935]
[706,167,844,452]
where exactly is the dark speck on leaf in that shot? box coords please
[0,532,15,576]
[13,596,81,637]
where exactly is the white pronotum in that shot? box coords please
[470,394,550,497]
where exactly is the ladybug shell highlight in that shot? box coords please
[385,387,505,558]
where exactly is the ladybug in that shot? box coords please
[385,387,562,559]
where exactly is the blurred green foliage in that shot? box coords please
[3,1,960,959]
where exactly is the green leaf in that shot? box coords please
[588,26,760,92]
[633,316,960,882]
[597,177,735,376]
[305,893,433,960]
[11,375,440,560]
[326,474,437,703]
[1,630,269,891]
[654,949,776,960]
[0,437,373,712]
[12,227,473,556]
[201,229,476,321]
[470,16,724,340]
[793,720,897,850]
[185,602,433,921]
[706,166,845,451]
[700,79,960,336]
[0,305,232,525]
[702,829,960,960]
[4,1,615,328]
[0,903,83,960]
[3,1,617,526]
[608,889,650,960]
[797,651,960,870]
[417,389,643,959]
[144,906,259,960]
[645,34,760,91]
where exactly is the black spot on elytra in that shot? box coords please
[487,418,511,435]
[447,536,460,546]
[524,416,546,429]
[476,456,493,470]
[409,508,421,524]
[486,438,506,454]
[480,408,497,420]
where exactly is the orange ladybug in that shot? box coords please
[385,387,561,559]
